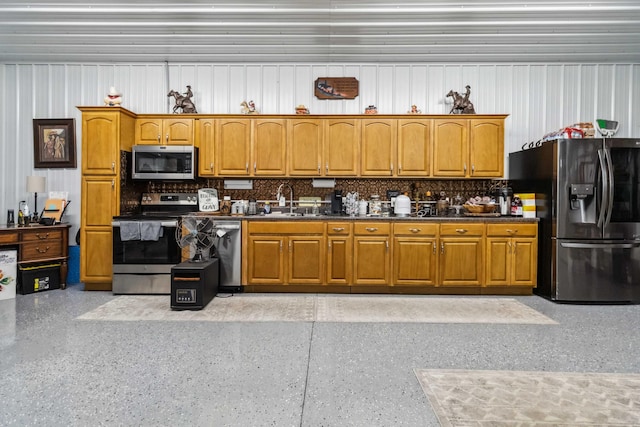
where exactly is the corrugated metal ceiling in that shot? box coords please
[1,1,640,63]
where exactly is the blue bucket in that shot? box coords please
[67,245,80,284]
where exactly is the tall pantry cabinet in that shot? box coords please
[78,107,135,290]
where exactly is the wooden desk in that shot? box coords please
[0,223,70,289]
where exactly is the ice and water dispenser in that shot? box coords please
[569,183,595,223]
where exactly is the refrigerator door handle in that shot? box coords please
[560,242,640,249]
[597,149,609,228]
[603,148,615,227]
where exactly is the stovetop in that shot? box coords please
[115,193,199,221]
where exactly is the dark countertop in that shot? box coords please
[192,213,538,223]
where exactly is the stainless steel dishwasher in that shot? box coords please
[210,220,242,293]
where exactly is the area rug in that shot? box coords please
[414,369,640,426]
[77,295,556,324]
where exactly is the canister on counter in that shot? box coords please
[369,195,381,216]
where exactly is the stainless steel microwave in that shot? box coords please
[132,145,197,180]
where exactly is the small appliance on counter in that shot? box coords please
[394,194,412,217]
[331,190,343,215]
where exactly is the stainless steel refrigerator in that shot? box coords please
[510,138,640,303]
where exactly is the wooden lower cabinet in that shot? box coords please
[244,219,537,294]
[438,223,484,286]
[392,223,438,286]
[326,222,352,285]
[352,223,391,286]
[246,222,325,286]
[485,223,538,286]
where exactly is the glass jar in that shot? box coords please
[369,195,382,216]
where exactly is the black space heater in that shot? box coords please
[170,258,219,310]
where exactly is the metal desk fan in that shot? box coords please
[175,215,216,262]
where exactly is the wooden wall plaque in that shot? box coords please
[314,77,359,99]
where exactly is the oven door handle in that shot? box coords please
[112,221,178,227]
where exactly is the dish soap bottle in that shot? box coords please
[312,200,319,216]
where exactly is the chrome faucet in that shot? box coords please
[276,183,294,215]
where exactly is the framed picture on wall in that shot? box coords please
[33,118,77,168]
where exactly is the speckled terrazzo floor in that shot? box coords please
[1,284,640,426]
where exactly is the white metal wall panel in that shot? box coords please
[2,62,640,236]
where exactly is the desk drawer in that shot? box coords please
[21,240,64,260]
[21,229,63,242]
[0,231,19,244]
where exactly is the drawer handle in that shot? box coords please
[332,227,344,232]
[455,228,468,234]
[365,227,378,232]
[409,228,421,233]
[506,229,518,234]
[36,246,50,254]
[36,233,50,239]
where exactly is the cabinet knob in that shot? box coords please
[318,164,321,174]
[441,242,444,254]
[326,163,329,173]
[165,133,169,143]
[111,162,115,171]
[471,164,475,173]
[433,241,437,254]
[246,163,249,173]
[390,164,393,174]
[398,164,402,173]
[112,179,115,188]
[210,162,213,171]
[157,135,161,143]
[463,163,467,173]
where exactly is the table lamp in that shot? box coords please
[26,175,46,218]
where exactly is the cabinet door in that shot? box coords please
[439,237,483,286]
[288,236,325,284]
[470,119,504,177]
[485,237,510,285]
[253,119,286,175]
[393,237,438,286]
[324,119,360,176]
[80,229,114,285]
[397,119,431,176]
[511,237,537,286]
[164,118,194,145]
[353,237,390,285]
[361,119,396,176]
[82,177,118,227]
[135,118,163,145]
[432,119,468,177]
[196,119,215,176]
[247,235,285,284]
[288,119,322,176]
[327,236,352,285]
[216,119,251,175]
[82,112,119,175]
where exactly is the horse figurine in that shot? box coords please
[168,86,197,114]
[446,85,476,114]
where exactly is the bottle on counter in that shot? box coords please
[263,201,271,214]
[248,198,257,215]
[312,201,319,216]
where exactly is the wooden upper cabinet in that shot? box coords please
[253,119,287,175]
[135,118,194,145]
[81,111,120,175]
[324,119,360,176]
[361,119,396,176]
[288,119,323,176]
[397,119,432,176]
[469,118,504,177]
[196,119,215,176]
[432,119,469,177]
[216,118,251,175]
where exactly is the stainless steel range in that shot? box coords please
[111,193,199,294]
[111,192,243,295]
